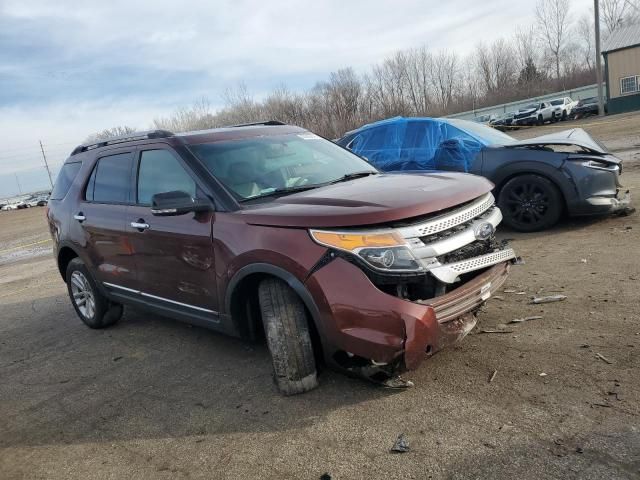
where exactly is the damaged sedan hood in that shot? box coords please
[237,172,494,228]
[505,128,608,154]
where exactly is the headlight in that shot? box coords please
[309,230,423,272]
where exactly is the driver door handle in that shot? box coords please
[73,213,86,222]
[131,220,150,231]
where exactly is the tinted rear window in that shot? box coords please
[88,153,133,203]
[50,162,82,200]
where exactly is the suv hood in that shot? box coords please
[237,172,494,228]
[505,128,608,154]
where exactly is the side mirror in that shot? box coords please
[150,190,211,216]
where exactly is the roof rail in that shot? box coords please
[226,120,286,128]
[70,129,174,156]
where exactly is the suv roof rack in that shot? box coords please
[70,129,174,156]
[226,120,286,128]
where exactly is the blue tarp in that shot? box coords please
[347,117,484,173]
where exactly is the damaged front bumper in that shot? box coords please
[586,189,634,215]
[305,256,514,377]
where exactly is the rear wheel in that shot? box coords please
[498,174,563,232]
[258,278,318,395]
[66,258,123,329]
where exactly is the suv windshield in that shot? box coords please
[550,99,564,105]
[189,132,377,201]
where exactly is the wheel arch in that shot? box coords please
[493,163,569,214]
[56,243,81,282]
[225,263,325,350]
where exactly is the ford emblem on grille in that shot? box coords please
[474,222,495,241]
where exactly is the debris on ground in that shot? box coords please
[391,433,410,453]
[581,258,588,263]
[595,352,613,364]
[503,289,517,293]
[382,376,415,389]
[539,373,547,377]
[480,329,515,334]
[530,295,567,304]
[509,315,543,324]
[488,369,498,383]
[320,473,332,480]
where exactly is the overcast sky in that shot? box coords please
[0,0,592,197]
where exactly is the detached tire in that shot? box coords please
[498,174,563,232]
[66,258,123,329]
[258,278,318,395]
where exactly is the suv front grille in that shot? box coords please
[397,193,516,283]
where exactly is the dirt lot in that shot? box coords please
[1,114,639,479]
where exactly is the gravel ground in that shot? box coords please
[0,114,639,479]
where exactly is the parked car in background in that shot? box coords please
[549,97,577,121]
[337,117,633,231]
[1,203,19,211]
[489,112,516,131]
[47,124,517,395]
[571,97,607,119]
[36,197,49,206]
[513,102,555,126]
[472,114,496,124]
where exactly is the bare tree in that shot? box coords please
[430,50,458,113]
[601,0,639,35]
[84,125,137,143]
[153,97,216,132]
[405,46,434,115]
[535,0,571,81]
[577,14,595,70]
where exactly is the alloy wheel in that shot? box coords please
[504,182,550,227]
[70,271,96,320]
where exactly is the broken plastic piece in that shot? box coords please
[509,315,543,324]
[391,433,410,453]
[530,295,567,304]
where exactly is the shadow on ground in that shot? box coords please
[0,294,396,449]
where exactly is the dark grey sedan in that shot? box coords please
[336,117,633,231]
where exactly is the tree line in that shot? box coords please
[89,0,639,142]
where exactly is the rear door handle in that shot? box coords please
[74,213,86,222]
[131,221,150,231]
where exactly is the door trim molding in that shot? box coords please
[103,282,217,314]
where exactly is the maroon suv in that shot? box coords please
[47,122,517,394]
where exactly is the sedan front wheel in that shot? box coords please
[498,174,563,232]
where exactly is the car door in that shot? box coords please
[126,146,218,316]
[72,149,138,290]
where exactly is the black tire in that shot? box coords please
[537,115,544,125]
[258,278,318,395]
[66,258,123,329]
[498,174,563,232]
[562,110,567,121]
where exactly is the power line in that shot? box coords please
[39,140,54,189]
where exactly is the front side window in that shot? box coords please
[88,153,133,203]
[50,162,81,200]
[620,76,638,95]
[190,133,377,201]
[137,150,196,205]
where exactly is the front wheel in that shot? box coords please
[66,258,123,329]
[537,115,543,125]
[498,174,563,232]
[258,278,318,395]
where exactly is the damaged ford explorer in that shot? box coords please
[47,122,518,395]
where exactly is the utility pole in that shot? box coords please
[15,173,22,195]
[594,0,605,116]
[39,140,54,189]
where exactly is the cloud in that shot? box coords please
[0,0,592,196]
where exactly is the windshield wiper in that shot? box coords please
[239,185,319,202]
[328,171,378,185]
